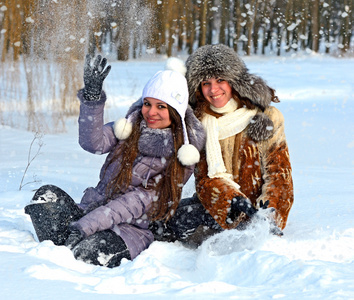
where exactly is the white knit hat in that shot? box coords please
[114,69,200,166]
[142,70,188,124]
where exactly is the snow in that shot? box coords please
[1,54,354,299]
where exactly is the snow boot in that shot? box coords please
[72,230,131,268]
[24,185,84,245]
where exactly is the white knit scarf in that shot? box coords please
[201,98,257,190]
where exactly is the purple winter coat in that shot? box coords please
[72,90,205,259]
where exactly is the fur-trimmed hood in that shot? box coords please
[185,44,276,111]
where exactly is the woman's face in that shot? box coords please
[141,97,172,129]
[201,78,232,108]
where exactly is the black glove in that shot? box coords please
[65,229,84,250]
[259,200,270,210]
[229,196,258,222]
[83,54,111,101]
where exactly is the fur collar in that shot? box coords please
[138,121,174,158]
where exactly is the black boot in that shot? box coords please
[72,230,131,268]
[24,185,83,245]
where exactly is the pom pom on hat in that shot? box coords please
[114,109,141,140]
[165,57,187,76]
[177,143,200,166]
[114,117,133,140]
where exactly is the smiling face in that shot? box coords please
[141,97,172,129]
[201,78,233,108]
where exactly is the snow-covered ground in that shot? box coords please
[0,54,353,299]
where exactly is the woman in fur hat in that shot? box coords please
[154,44,293,247]
[25,55,205,267]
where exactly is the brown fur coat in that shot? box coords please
[186,44,293,231]
[195,105,293,230]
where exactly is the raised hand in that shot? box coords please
[83,54,111,101]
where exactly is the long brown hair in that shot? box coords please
[148,106,185,221]
[105,105,186,222]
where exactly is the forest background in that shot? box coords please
[0,0,353,133]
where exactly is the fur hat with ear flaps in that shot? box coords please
[186,44,278,141]
[114,68,203,166]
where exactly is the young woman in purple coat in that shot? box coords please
[25,55,205,268]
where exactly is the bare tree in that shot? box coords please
[185,0,197,54]
[233,0,242,52]
[312,0,320,52]
[146,0,164,54]
[321,0,332,53]
[340,0,352,53]
[199,0,209,47]
[260,0,274,55]
[244,0,258,55]
[219,0,229,45]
